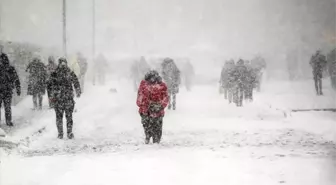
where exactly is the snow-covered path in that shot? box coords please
[1,79,335,185]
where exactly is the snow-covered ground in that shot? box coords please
[0,77,335,185]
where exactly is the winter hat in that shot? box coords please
[145,70,161,83]
[48,56,55,63]
[58,57,68,66]
[163,57,173,63]
[237,59,244,65]
[0,53,9,65]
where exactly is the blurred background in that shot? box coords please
[0,0,335,91]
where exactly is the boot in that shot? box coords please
[56,121,63,139]
[6,121,13,127]
[145,136,150,144]
[67,133,74,139]
[153,134,160,144]
[57,133,63,139]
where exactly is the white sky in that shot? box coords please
[0,0,335,68]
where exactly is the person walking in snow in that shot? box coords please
[220,59,235,103]
[136,70,169,144]
[229,59,248,107]
[161,58,181,110]
[46,56,57,108]
[131,56,151,91]
[310,50,327,95]
[77,52,88,93]
[26,57,47,110]
[0,49,21,126]
[251,56,266,92]
[49,58,81,139]
[244,60,256,102]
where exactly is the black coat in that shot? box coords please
[310,53,327,76]
[50,66,81,106]
[0,53,21,96]
[161,61,181,93]
[229,64,248,86]
[26,60,47,95]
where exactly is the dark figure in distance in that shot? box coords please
[49,58,81,139]
[26,57,47,110]
[131,56,151,91]
[220,59,235,103]
[77,52,88,93]
[310,50,327,95]
[229,59,248,107]
[0,48,21,126]
[137,70,169,144]
[161,58,181,110]
[46,56,57,108]
[244,60,257,102]
[251,56,266,92]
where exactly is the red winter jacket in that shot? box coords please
[136,80,169,117]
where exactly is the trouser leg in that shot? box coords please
[65,102,75,135]
[55,106,64,136]
[224,87,228,99]
[141,115,151,144]
[243,84,248,101]
[38,93,43,109]
[227,87,233,103]
[172,93,176,110]
[152,117,163,144]
[168,93,172,109]
[0,98,2,122]
[233,85,238,106]
[4,95,12,125]
[238,85,244,107]
[318,78,323,95]
[80,76,85,93]
[33,94,38,109]
[250,85,254,101]
[314,76,319,95]
[47,84,54,108]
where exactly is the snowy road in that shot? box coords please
[0,79,335,185]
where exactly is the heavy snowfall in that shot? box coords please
[0,0,336,185]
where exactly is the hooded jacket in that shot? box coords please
[50,60,81,105]
[136,71,169,117]
[0,53,21,95]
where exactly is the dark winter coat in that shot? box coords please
[137,72,169,118]
[229,64,248,86]
[220,64,235,88]
[245,65,257,85]
[26,59,47,95]
[46,60,57,81]
[0,53,21,95]
[49,65,81,107]
[310,53,327,77]
[161,60,181,94]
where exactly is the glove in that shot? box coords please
[149,103,163,113]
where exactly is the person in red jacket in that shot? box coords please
[137,70,169,144]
